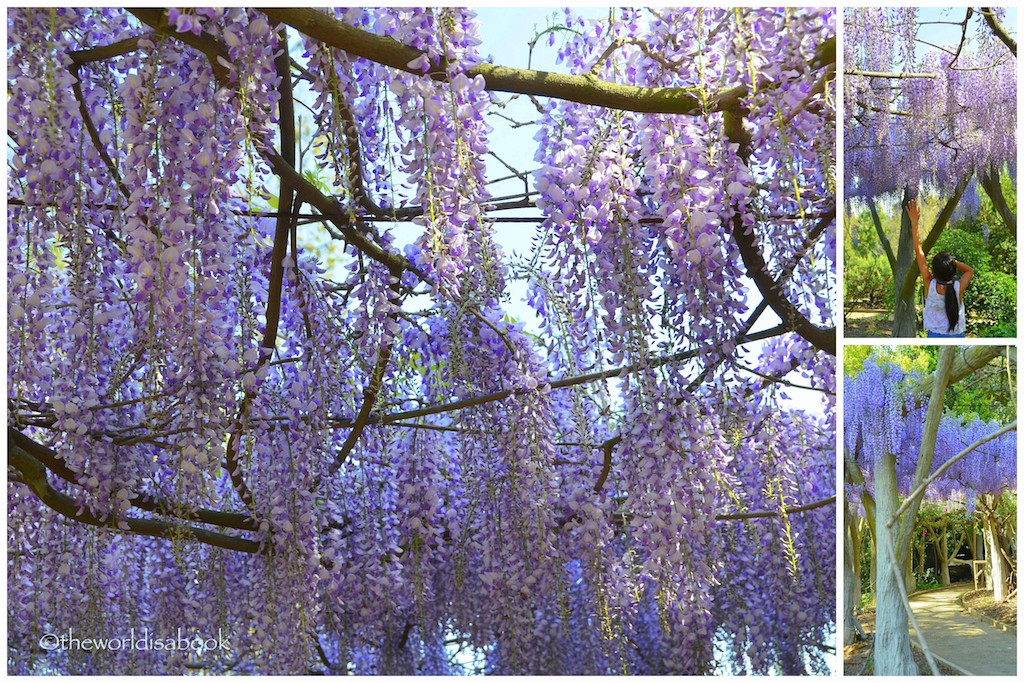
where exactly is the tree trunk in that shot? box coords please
[937,525,950,586]
[844,504,864,645]
[845,455,877,598]
[891,200,919,337]
[979,166,1016,235]
[905,546,916,593]
[874,452,919,675]
[874,347,956,675]
[981,497,1010,601]
[869,521,877,598]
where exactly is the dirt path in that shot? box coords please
[845,309,894,338]
[845,584,1016,675]
[907,585,1016,675]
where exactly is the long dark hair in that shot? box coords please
[931,251,958,332]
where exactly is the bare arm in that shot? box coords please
[907,200,931,289]
[955,260,974,302]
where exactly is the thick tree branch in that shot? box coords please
[9,427,258,532]
[264,25,298,350]
[978,166,1016,234]
[897,176,970,305]
[913,345,1004,397]
[895,347,954,566]
[716,494,836,521]
[729,205,836,356]
[127,9,232,86]
[218,24,303,513]
[867,197,896,272]
[68,34,144,64]
[9,435,260,553]
[685,211,833,394]
[263,8,755,115]
[979,8,1017,56]
[723,106,834,356]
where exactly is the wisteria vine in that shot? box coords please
[845,7,1016,201]
[845,358,1016,505]
[8,8,836,675]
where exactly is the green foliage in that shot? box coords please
[843,346,874,376]
[845,251,893,308]
[967,271,1016,332]
[915,567,941,591]
[859,526,874,598]
[943,350,1016,423]
[979,321,1017,338]
[844,345,932,378]
[996,492,1016,525]
[931,228,991,274]
[844,208,894,308]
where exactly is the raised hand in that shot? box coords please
[906,199,920,224]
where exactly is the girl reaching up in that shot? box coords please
[907,199,974,338]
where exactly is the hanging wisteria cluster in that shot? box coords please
[8,8,836,675]
[844,8,1016,200]
[844,359,1016,504]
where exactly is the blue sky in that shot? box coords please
[915,6,1017,57]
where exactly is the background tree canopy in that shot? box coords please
[8,8,836,674]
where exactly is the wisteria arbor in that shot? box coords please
[7,8,837,675]
[844,346,1016,674]
[844,8,1017,336]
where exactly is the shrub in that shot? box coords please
[932,228,991,274]
[845,251,893,308]
[967,270,1016,333]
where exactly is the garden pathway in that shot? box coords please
[908,584,1016,676]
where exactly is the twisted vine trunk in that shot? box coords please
[891,206,920,337]
[979,495,1011,601]
[874,347,956,674]
[843,505,864,645]
[979,166,1016,236]
[873,452,919,675]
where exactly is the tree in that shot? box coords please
[844,8,1017,336]
[7,8,836,674]
[844,346,1016,674]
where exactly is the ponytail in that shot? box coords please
[931,251,959,332]
[942,280,958,332]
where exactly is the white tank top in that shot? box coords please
[923,280,965,335]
